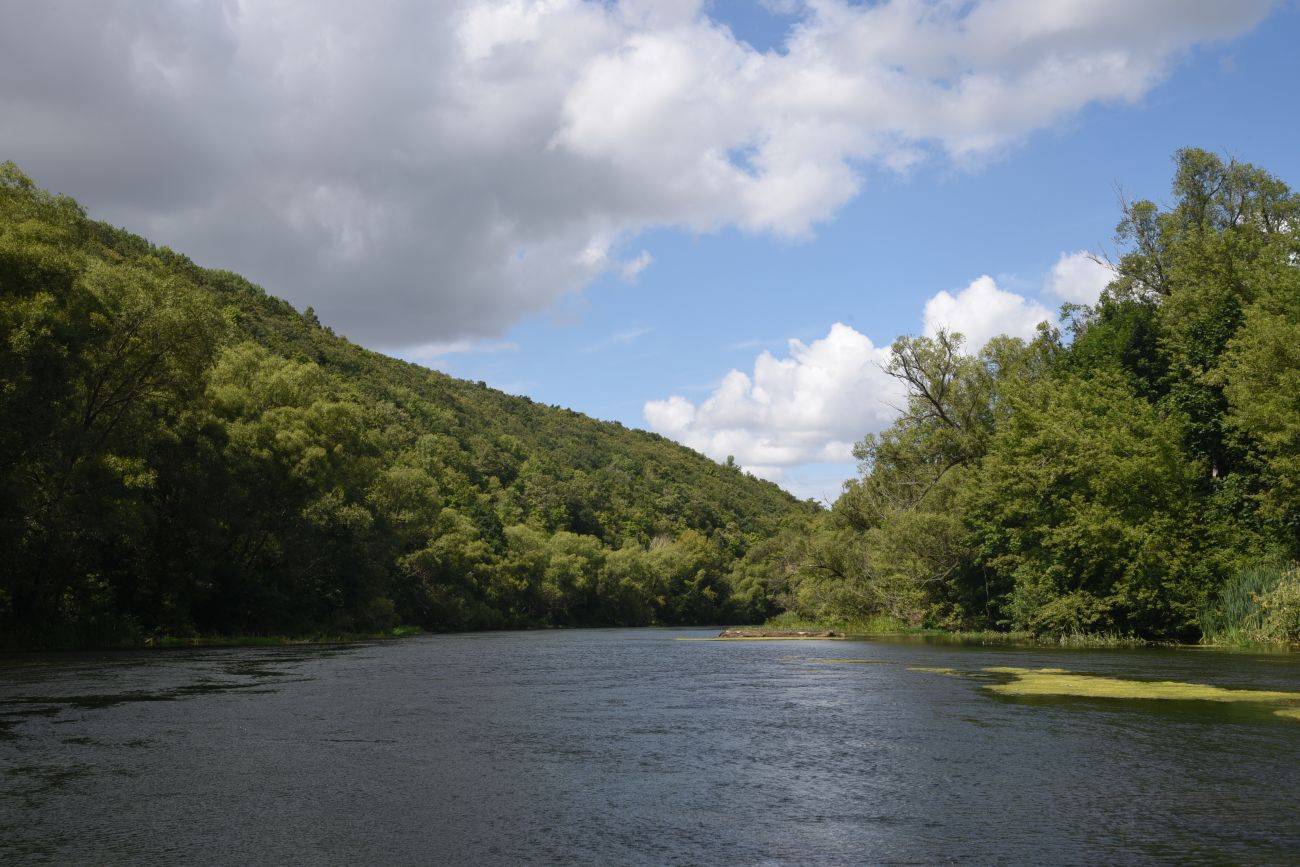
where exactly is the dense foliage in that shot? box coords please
[759,150,1300,642]
[0,162,813,648]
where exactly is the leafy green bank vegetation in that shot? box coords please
[750,150,1300,646]
[2,149,1298,649]
[0,162,813,648]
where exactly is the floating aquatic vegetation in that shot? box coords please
[1274,707,1300,722]
[983,667,1300,704]
[907,666,962,676]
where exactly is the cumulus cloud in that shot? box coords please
[643,323,902,480]
[0,0,1273,349]
[923,275,1055,352]
[1045,250,1116,305]
[646,271,1074,483]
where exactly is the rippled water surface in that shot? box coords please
[2,630,1298,865]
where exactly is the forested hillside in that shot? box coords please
[759,150,1300,644]
[0,163,813,648]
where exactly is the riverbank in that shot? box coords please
[10,619,1295,654]
[0,625,429,653]
[138,625,426,649]
[760,613,1166,648]
[760,613,1300,651]
[717,628,841,639]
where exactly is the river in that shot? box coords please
[2,629,1297,865]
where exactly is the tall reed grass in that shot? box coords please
[1201,555,1300,647]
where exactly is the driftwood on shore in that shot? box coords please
[717,629,839,638]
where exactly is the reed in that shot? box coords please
[1053,631,1149,648]
[1201,555,1300,648]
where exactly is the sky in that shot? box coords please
[3,0,1299,501]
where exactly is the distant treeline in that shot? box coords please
[750,149,1299,644]
[0,162,813,648]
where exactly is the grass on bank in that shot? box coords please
[1200,557,1300,649]
[763,611,1151,647]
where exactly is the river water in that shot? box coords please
[1,629,1297,865]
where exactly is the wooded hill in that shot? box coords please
[0,163,813,648]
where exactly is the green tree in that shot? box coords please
[967,371,1208,637]
[1218,266,1300,543]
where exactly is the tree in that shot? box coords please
[1219,267,1300,545]
[967,371,1208,637]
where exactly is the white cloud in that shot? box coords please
[619,250,654,281]
[643,323,902,479]
[1045,250,1115,305]
[922,275,1055,352]
[0,1,1274,349]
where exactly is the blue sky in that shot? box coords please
[3,0,1298,500]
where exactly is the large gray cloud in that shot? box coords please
[0,0,1274,349]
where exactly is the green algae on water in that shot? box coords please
[983,667,1300,704]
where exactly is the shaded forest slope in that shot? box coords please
[0,163,813,648]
